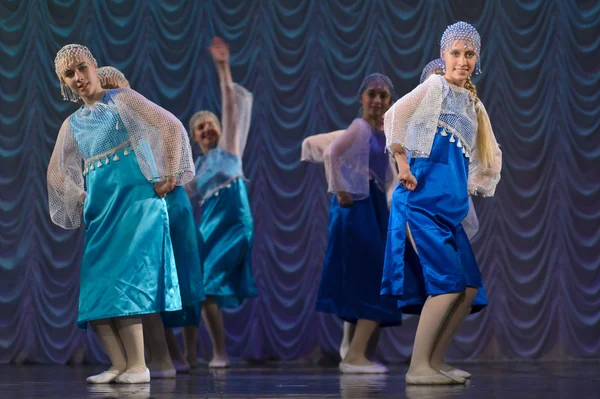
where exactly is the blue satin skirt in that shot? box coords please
[382,128,488,314]
[316,181,403,327]
[79,146,182,329]
[198,178,257,308]
[161,186,206,328]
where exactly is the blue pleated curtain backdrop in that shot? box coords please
[0,0,598,364]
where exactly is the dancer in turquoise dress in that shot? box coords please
[96,66,205,377]
[48,45,194,384]
[182,37,257,369]
[382,23,502,385]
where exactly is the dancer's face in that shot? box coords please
[61,58,102,100]
[360,83,392,121]
[442,40,478,87]
[193,116,221,153]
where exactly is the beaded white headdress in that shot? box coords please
[54,44,98,102]
[358,73,395,99]
[440,22,482,75]
[420,58,445,84]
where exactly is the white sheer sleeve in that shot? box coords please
[323,119,371,199]
[113,88,195,186]
[47,118,85,230]
[184,158,201,207]
[461,197,480,239]
[384,75,444,157]
[219,83,253,157]
[301,130,345,163]
[468,102,502,197]
[385,155,398,208]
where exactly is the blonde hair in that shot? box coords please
[188,110,221,139]
[464,77,493,168]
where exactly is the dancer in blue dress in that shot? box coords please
[96,66,205,377]
[304,73,403,374]
[48,45,194,383]
[382,23,502,385]
[419,57,489,329]
[419,58,487,325]
[419,59,480,241]
[184,37,257,369]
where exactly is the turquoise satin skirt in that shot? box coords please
[161,186,206,328]
[382,128,488,314]
[316,180,403,327]
[79,146,182,329]
[198,178,257,308]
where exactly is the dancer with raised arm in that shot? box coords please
[185,37,257,369]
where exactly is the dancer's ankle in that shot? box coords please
[211,352,228,362]
[407,364,441,376]
[342,353,373,366]
[430,360,454,372]
[108,363,127,374]
[124,364,148,374]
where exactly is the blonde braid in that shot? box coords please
[465,77,492,168]
[464,77,479,103]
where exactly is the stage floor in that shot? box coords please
[1,362,598,398]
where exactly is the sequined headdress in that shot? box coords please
[358,73,395,99]
[97,66,130,89]
[440,22,482,75]
[420,58,445,84]
[54,44,98,102]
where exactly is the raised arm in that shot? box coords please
[211,37,236,136]
[47,118,85,229]
[209,37,253,157]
